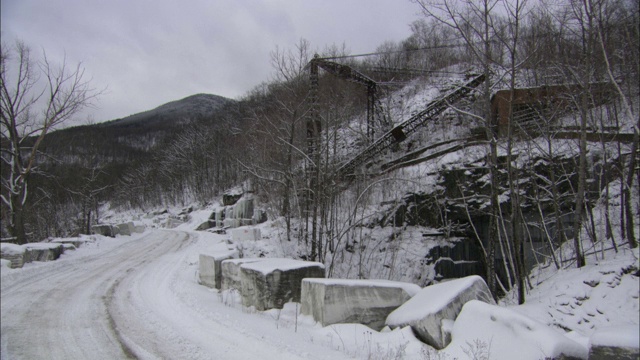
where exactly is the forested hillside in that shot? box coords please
[2,0,638,304]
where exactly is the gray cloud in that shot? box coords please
[1,0,420,124]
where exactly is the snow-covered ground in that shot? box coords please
[2,73,638,359]
[2,208,637,359]
[1,230,355,359]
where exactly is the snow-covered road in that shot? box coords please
[1,230,351,360]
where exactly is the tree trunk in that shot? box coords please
[11,194,28,245]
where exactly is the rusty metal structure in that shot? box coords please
[305,54,485,182]
[335,74,485,179]
[490,82,616,135]
[308,57,380,142]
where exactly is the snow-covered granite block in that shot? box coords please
[117,222,135,236]
[51,237,93,248]
[61,243,76,251]
[301,278,421,331]
[92,224,116,237]
[220,258,264,291]
[22,243,64,262]
[230,227,261,241]
[386,275,494,349]
[240,258,325,311]
[0,243,29,268]
[198,250,239,289]
[442,300,588,360]
[589,325,639,360]
[163,218,183,229]
[132,222,146,233]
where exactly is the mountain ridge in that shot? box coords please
[99,93,234,128]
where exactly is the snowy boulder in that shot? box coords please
[198,250,239,289]
[589,325,639,360]
[132,222,145,233]
[92,224,116,237]
[51,237,92,248]
[196,220,215,231]
[230,227,261,242]
[240,258,325,310]
[22,243,64,262]
[117,222,135,236]
[220,258,264,291]
[0,243,29,268]
[301,278,421,331]
[442,300,588,360]
[163,218,183,229]
[385,275,494,349]
[61,243,77,251]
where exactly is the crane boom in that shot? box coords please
[336,74,485,179]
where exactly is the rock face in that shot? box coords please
[230,228,261,242]
[223,193,242,206]
[0,243,29,268]
[198,250,238,289]
[233,198,254,220]
[301,279,421,330]
[223,218,241,228]
[239,258,325,310]
[589,325,640,360]
[386,275,495,349]
[23,243,65,262]
[220,258,263,291]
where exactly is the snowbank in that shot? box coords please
[443,300,588,360]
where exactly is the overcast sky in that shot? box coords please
[1,0,422,125]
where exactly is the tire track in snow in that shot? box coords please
[2,230,351,360]
[0,231,191,360]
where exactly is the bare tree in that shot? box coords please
[495,0,530,304]
[239,39,311,243]
[591,0,638,248]
[1,40,98,243]
[415,0,501,298]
